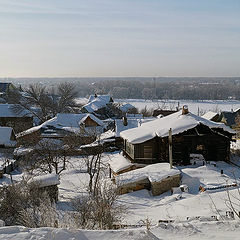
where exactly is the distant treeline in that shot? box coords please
[74,79,240,100]
[7,77,240,100]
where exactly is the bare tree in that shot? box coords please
[9,82,79,123]
[84,152,103,195]
[25,138,69,175]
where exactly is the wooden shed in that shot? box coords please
[32,174,60,203]
[115,163,180,196]
[120,106,235,165]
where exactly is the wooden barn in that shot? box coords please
[120,106,235,165]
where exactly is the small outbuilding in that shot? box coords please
[115,163,180,196]
[32,174,60,203]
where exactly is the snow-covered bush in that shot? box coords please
[71,182,125,229]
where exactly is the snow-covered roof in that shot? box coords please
[0,127,16,147]
[201,111,218,120]
[109,154,134,173]
[115,163,180,186]
[115,118,156,137]
[120,110,235,144]
[83,99,109,113]
[32,174,60,188]
[119,103,135,112]
[115,119,139,137]
[13,147,34,157]
[18,113,104,137]
[0,104,32,117]
[84,95,113,113]
[88,94,112,103]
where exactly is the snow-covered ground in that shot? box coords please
[0,221,240,239]
[2,129,240,239]
[54,151,240,225]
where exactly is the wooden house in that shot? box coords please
[120,106,235,165]
[17,113,105,146]
[82,94,117,119]
[217,109,240,128]
[0,104,33,133]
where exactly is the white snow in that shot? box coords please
[115,99,240,115]
[120,110,235,144]
[32,174,60,188]
[201,111,218,120]
[115,163,180,185]
[115,119,139,137]
[0,221,240,239]
[1,150,240,239]
[13,147,33,157]
[18,113,104,137]
[88,94,112,103]
[109,153,133,174]
[119,103,135,112]
[83,95,113,113]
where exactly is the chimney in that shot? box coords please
[122,116,128,126]
[182,105,189,115]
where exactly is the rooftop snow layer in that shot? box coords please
[83,99,109,113]
[115,163,180,186]
[109,154,134,173]
[120,110,235,144]
[115,119,139,137]
[119,103,135,112]
[18,113,104,137]
[88,94,112,103]
[201,111,218,120]
[32,174,60,188]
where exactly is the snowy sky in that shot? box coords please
[0,0,239,77]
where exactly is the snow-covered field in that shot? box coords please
[76,97,240,115]
[117,99,240,115]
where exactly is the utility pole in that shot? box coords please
[169,128,173,169]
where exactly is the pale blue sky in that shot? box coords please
[0,0,239,77]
